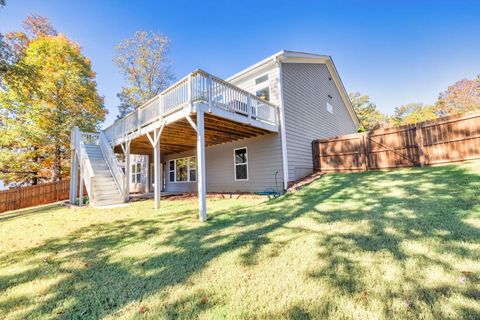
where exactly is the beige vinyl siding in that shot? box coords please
[282,63,357,181]
[228,63,281,106]
[164,133,283,193]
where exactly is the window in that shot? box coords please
[255,74,268,85]
[169,160,175,182]
[326,102,333,114]
[234,148,248,181]
[255,74,270,101]
[189,157,197,181]
[169,157,197,182]
[176,158,188,182]
[256,87,270,101]
[131,163,141,184]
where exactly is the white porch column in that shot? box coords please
[153,129,161,209]
[196,110,207,221]
[145,156,150,193]
[124,142,131,202]
[78,163,84,206]
[69,150,78,204]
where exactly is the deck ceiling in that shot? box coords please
[115,113,273,155]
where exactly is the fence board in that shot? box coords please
[312,110,480,172]
[0,179,72,213]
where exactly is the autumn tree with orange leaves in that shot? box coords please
[0,15,106,185]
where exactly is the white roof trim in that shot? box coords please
[226,50,359,128]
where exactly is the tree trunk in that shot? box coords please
[52,145,61,182]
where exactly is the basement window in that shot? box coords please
[169,157,196,183]
[234,147,248,181]
[131,163,141,184]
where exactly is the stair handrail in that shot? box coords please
[74,127,96,202]
[99,131,124,197]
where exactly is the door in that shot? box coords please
[150,163,165,192]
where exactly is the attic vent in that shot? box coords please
[255,74,268,85]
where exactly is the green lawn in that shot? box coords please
[1,162,479,320]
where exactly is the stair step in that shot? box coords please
[92,171,114,176]
[93,180,117,186]
[94,195,123,202]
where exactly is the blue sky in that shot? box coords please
[1,1,479,128]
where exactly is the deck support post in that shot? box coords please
[147,127,163,210]
[196,110,207,222]
[69,127,78,204]
[69,151,78,204]
[78,163,84,206]
[153,130,161,209]
[145,156,150,193]
[121,139,131,202]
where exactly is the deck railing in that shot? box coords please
[104,69,278,144]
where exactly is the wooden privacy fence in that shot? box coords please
[312,110,480,172]
[0,179,71,213]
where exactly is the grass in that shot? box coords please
[1,162,480,320]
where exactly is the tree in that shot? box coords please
[348,92,387,131]
[436,76,480,116]
[2,14,57,77]
[390,103,437,127]
[0,1,8,75]
[113,31,174,118]
[0,16,106,184]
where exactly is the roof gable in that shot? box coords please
[227,51,359,128]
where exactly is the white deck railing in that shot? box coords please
[104,69,278,144]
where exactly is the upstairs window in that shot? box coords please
[326,102,334,114]
[234,148,248,181]
[255,74,268,85]
[256,87,270,101]
[169,157,196,182]
[255,74,270,101]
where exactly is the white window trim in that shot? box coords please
[255,73,270,101]
[234,147,249,181]
[168,156,197,183]
[131,163,141,184]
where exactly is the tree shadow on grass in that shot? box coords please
[0,164,479,319]
[302,165,480,319]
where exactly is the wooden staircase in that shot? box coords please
[70,128,125,208]
[84,144,123,206]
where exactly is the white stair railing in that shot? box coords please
[99,131,124,197]
[73,127,97,204]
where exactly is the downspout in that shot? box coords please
[276,58,289,191]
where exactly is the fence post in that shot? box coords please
[361,133,368,171]
[312,140,319,171]
[415,123,426,167]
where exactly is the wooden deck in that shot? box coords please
[115,112,275,155]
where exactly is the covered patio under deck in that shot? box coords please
[104,70,279,221]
